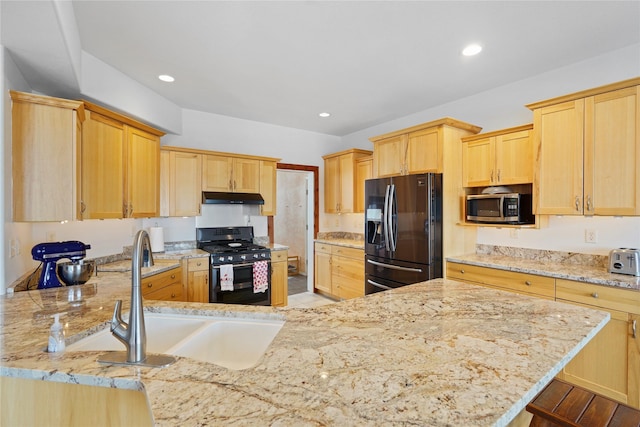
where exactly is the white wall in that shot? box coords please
[341,44,640,253]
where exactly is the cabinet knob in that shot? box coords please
[490,170,494,183]
[197,262,202,267]
[147,283,153,288]
[586,195,593,212]
[575,196,580,211]
[171,293,176,298]
[171,274,176,279]
[591,292,599,298]
[460,269,465,274]
[525,281,532,286]
[633,319,637,339]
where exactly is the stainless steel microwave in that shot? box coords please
[466,193,534,224]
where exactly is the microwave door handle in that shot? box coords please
[384,184,392,252]
[499,196,505,219]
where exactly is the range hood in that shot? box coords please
[202,191,264,205]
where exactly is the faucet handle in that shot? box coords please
[110,300,126,331]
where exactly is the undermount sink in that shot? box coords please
[67,313,285,370]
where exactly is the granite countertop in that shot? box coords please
[97,259,182,274]
[447,252,640,291]
[0,271,608,426]
[315,238,365,249]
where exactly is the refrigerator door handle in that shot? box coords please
[367,279,393,291]
[384,184,392,252]
[367,259,423,273]
[389,184,397,251]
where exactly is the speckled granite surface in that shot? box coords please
[448,245,640,291]
[0,271,608,426]
[315,232,365,249]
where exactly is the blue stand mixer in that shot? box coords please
[31,241,91,289]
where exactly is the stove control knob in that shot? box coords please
[218,257,225,262]
[227,256,233,262]
[240,255,246,260]
[253,254,259,259]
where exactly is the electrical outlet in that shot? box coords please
[9,239,16,258]
[585,229,598,243]
[509,229,519,239]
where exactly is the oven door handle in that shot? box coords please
[212,261,271,269]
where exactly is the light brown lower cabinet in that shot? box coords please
[446,262,554,300]
[446,261,640,409]
[0,376,153,427]
[555,279,640,409]
[314,242,364,300]
[141,265,184,302]
[184,257,209,303]
[271,249,288,307]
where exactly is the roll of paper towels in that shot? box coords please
[149,227,165,253]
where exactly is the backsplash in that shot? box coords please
[317,231,364,241]
[476,244,609,269]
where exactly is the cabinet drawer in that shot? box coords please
[331,245,363,260]
[556,279,640,315]
[333,256,364,281]
[334,276,365,299]
[187,257,208,271]
[271,250,288,262]
[447,262,555,299]
[144,282,184,301]
[141,267,182,296]
[315,242,332,254]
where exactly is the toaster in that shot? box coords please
[609,248,640,276]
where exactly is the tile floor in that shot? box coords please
[287,291,335,308]
[286,273,335,308]
[287,274,308,295]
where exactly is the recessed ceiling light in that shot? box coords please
[158,74,175,82]
[462,44,482,56]
[319,112,331,118]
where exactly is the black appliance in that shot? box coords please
[466,193,534,224]
[364,173,442,294]
[196,226,271,305]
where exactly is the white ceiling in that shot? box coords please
[3,1,640,136]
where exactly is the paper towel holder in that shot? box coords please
[149,225,165,253]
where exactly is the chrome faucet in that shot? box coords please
[110,230,153,363]
[98,230,175,367]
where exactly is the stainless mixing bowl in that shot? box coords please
[57,260,95,286]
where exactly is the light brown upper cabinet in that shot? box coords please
[81,101,163,219]
[160,149,202,217]
[461,124,533,188]
[355,156,373,213]
[259,161,277,216]
[322,149,372,213]
[162,147,279,216]
[528,78,640,216]
[11,91,85,222]
[202,154,260,194]
[370,118,482,178]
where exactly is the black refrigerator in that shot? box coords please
[364,173,443,294]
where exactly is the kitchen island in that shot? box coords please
[1,272,608,426]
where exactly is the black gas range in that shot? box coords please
[196,227,271,305]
